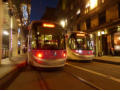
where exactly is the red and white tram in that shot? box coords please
[66,31,94,62]
[28,21,66,68]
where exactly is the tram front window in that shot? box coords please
[69,35,93,50]
[31,33,65,50]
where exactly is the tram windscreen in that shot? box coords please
[68,33,93,50]
[30,24,65,50]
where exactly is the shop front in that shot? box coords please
[94,26,120,57]
[114,31,120,56]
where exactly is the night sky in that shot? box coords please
[30,0,59,21]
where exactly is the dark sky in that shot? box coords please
[30,0,59,21]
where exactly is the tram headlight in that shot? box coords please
[76,50,79,53]
[78,50,82,54]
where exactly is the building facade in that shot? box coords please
[57,0,120,57]
[0,0,31,61]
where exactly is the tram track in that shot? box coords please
[63,70,102,90]
[66,63,120,83]
[35,70,50,90]
[66,63,120,89]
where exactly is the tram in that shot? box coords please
[66,31,94,62]
[28,20,66,68]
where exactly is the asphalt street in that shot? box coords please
[3,61,120,90]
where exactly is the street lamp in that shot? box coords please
[90,0,98,9]
[76,9,81,15]
[60,20,65,28]
[60,19,67,28]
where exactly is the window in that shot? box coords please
[90,0,98,9]
[99,10,106,25]
[85,0,98,13]
[86,18,91,29]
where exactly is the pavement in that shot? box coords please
[93,56,120,65]
[0,54,27,89]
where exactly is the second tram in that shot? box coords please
[66,31,94,62]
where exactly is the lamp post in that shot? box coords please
[0,0,3,64]
[9,8,13,60]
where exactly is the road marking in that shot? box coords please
[66,63,120,83]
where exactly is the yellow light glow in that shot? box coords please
[90,0,98,9]
[98,31,101,36]
[76,33,85,37]
[86,2,90,8]
[43,23,55,28]
[90,34,93,38]
[101,31,105,35]
[60,20,65,28]
[118,37,120,40]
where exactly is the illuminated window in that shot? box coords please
[85,1,90,14]
[86,2,90,8]
[90,0,98,9]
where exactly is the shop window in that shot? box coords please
[99,10,106,25]
[114,32,120,51]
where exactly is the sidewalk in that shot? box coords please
[0,54,27,89]
[0,54,27,79]
[93,56,120,65]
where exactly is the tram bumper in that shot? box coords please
[67,54,94,61]
[30,58,66,68]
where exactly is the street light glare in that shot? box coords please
[90,0,98,9]
[3,31,9,35]
[76,9,81,15]
[60,20,65,28]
